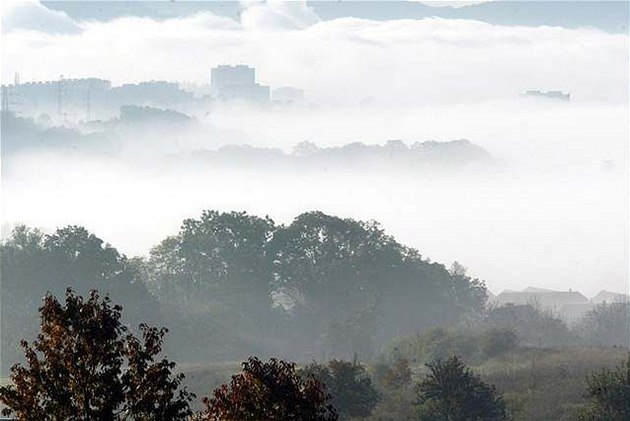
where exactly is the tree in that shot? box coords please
[578,302,630,347]
[302,360,380,420]
[147,210,275,316]
[269,212,406,356]
[0,289,193,421]
[1,225,157,372]
[579,355,630,421]
[201,357,338,421]
[481,303,576,347]
[415,356,508,421]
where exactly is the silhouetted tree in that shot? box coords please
[302,359,380,419]
[579,355,630,421]
[202,357,338,421]
[0,289,193,421]
[415,356,508,421]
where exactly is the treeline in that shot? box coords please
[2,210,487,371]
[2,210,628,374]
[189,139,493,171]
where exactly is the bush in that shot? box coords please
[385,327,520,365]
[579,354,630,421]
[416,356,508,421]
[480,328,519,359]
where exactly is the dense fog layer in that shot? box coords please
[2,99,627,296]
[1,1,628,297]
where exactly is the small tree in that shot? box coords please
[302,359,380,419]
[415,356,508,421]
[0,289,193,421]
[202,357,338,421]
[579,355,630,421]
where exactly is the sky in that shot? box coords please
[1,1,628,295]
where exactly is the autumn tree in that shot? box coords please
[201,357,338,421]
[0,289,193,421]
[415,356,508,421]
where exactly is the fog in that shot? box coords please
[2,98,628,297]
[1,1,628,298]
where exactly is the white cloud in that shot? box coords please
[1,0,81,34]
[240,0,320,31]
[2,6,626,105]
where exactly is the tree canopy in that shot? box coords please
[2,210,491,369]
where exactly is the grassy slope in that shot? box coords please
[474,347,628,421]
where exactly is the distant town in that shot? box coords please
[0,65,305,124]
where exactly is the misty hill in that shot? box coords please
[44,1,629,33]
[0,111,113,156]
[187,139,494,171]
[112,104,195,128]
[1,106,197,156]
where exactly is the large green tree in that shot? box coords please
[0,289,193,421]
[269,212,410,357]
[147,210,275,317]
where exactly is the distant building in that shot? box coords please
[591,290,630,304]
[1,78,194,122]
[494,287,589,312]
[558,302,595,325]
[210,65,270,104]
[492,286,630,324]
[110,81,193,108]
[524,90,570,101]
[3,77,111,120]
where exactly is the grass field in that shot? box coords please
[177,347,628,419]
[2,347,627,419]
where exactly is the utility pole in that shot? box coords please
[1,86,9,113]
[57,74,64,118]
[86,89,91,121]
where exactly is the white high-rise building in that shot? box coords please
[210,65,270,104]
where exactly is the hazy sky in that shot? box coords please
[1,1,628,295]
